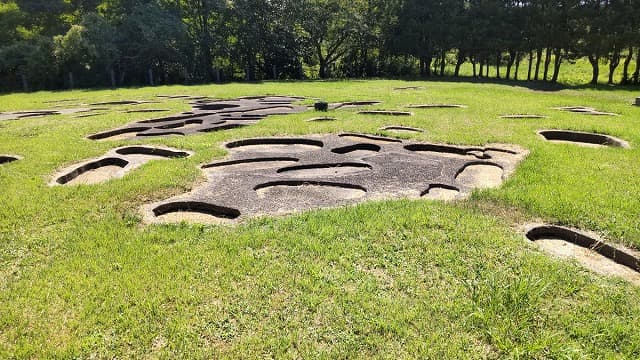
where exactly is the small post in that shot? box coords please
[148,68,154,86]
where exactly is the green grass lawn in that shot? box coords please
[1,80,640,358]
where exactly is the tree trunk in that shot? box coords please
[506,50,516,79]
[119,67,125,85]
[608,50,620,85]
[148,68,154,86]
[588,55,599,85]
[479,61,484,78]
[68,72,74,89]
[319,59,328,79]
[246,55,256,81]
[471,58,477,77]
[199,17,213,81]
[534,48,543,80]
[551,48,562,83]
[21,74,28,92]
[361,47,368,77]
[543,47,552,81]
[496,53,501,79]
[202,45,213,82]
[527,50,533,81]
[454,51,464,77]
[634,48,640,85]
[110,68,116,88]
[272,65,277,79]
[621,46,633,84]
[485,59,489,77]
[424,55,433,77]
[419,56,425,77]
[514,55,521,80]
[432,55,438,76]
[439,50,446,76]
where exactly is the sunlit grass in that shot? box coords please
[1,79,639,358]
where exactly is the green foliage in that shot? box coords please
[53,25,96,71]
[0,1,24,44]
[80,13,118,70]
[1,0,640,90]
[0,36,56,88]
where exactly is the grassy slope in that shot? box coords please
[0,80,639,358]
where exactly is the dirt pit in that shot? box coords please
[421,185,460,201]
[455,163,504,188]
[381,126,424,133]
[0,155,20,165]
[538,130,629,148]
[527,225,640,284]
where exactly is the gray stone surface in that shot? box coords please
[393,86,424,90]
[407,104,467,109]
[87,96,307,140]
[50,146,192,185]
[357,110,413,116]
[380,126,424,133]
[328,101,382,110]
[500,114,547,119]
[553,106,617,116]
[0,108,101,121]
[143,134,527,224]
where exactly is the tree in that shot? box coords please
[2,0,640,90]
[0,36,56,90]
[176,0,226,81]
[116,2,190,85]
[81,13,119,87]
[300,0,360,78]
[391,0,434,77]
[15,0,70,36]
[54,25,96,88]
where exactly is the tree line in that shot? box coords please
[1,0,638,91]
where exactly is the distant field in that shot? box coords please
[1,80,639,358]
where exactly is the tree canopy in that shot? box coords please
[1,0,639,91]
